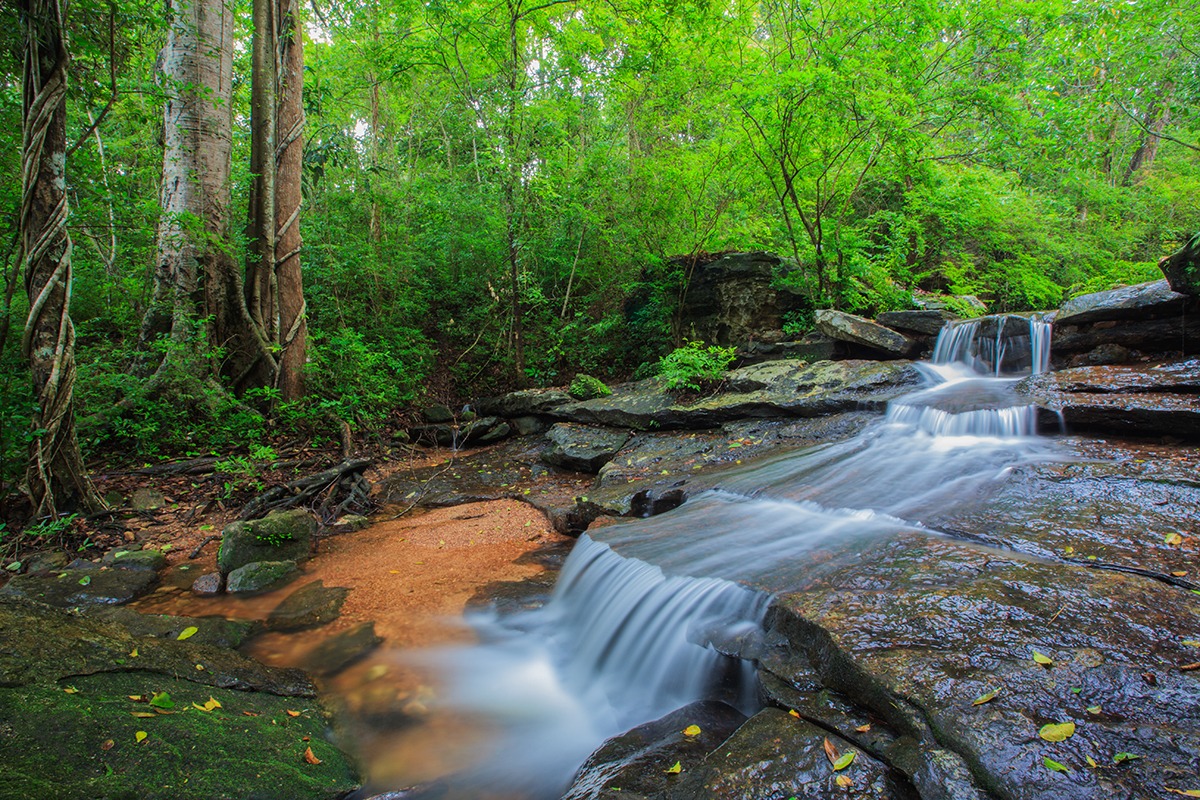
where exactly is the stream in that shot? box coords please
[419,315,1061,798]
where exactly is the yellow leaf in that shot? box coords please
[973,688,1000,706]
[1172,571,1188,577]
[131,712,156,718]
[833,751,857,771]
[127,695,142,701]
[195,664,205,671]
[1038,722,1076,742]
[1086,705,1101,715]
[129,648,138,658]
[1086,755,1098,768]
[1032,650,1054,666]
[177,626,199,641]
[664,761,682,775]
[192,697,222,713]
[286,709,301,717]
[135,731,148,744]
[63,687,79,694]
[1165,790,1200,797]
[855,724,871,733]
[682,725,701,737]
[303,746,322,765]
[835,775,853,788]
[1165,533,1183,546]
[788,709,800,718]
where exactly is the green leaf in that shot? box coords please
[177,626,199,641]
[1032,650,1054,666]
[78,575,92,586]
[1043,757,1069,773]
[1113,752,1141,763]
[833,751,857,771]
[1086,705,1101,715]
[1039,722,1076,742]
[972,688,1000,706]
[148,692,175,709]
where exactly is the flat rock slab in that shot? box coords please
[815,309,919,358]
[299,622,382,677]
[1018,359,1200,439]
[543,423,631,473]
[1056,280,1190,326]
[0,564,157,607]
[267,580,350,632]
[877,309,957,336]
[91,606,258,649]
[763,531,1200,800]
[564,701,747,800]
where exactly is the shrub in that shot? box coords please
[568,373,612,400]
[658,340,737,392]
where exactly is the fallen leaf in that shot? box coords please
[973,688,1000,706]
[1165,533,1184,546]
[1043,757,1069,773]
[303,746,322,765]
[682,725,701,737]
[286,709,301,717]
[823,737,840,764]
[78,575,92,586]
[195,664,205,671]
[855,724,871,733]
[135,731,148,744]
[129,647,138,658]
[1113,752,1141,763]
[242,711,260,717]
[1173,571,1189,577]
[1183,640,1200,647]
[192,696,222,712]
[1086,705,1101,715]
[1032,650,1054,666]
[1165,790,1200,797]
[63,687,79,694]
[1039,722,1076,742]
[664,761,682,775]
[131,712,156,718]
[100,739,115,751]
[149,692,175,709]
[788,709,800,718]
[1085,755,1098,768]
[177,626,198,641]
[835,775,853,788]
[833,752,857,771]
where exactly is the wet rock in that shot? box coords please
[102,548,167,571]
[666,708,902,799]
[267,580,350,632]
[477,421,512,443]
[191,572,222,595]
[815,310,919,358]
[91,606,258,648]
[763,530,1200,800]
[553,377,678,429]
[876,309,957,337]
[0,563,157,607]
[739,333,838,365]
[226,560,299,594]
[475,387,572,417]
[21,550,69,574]
[563,701,748,800]
[0,596,357,799]
[1066,343,1131,367]
[1056,279,1190,326]
[676,251,809,346]
[512,415,550,436]
[422,404,455,423]
[130,487,166,511]
[1017,358,1200,439]
[1159,233,1200,296]
[217,509,316,576]
[300,622,382,677]
[543,423,631,473]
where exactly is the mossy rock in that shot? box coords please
[568,373,612,401]
[0,672,358,800]
[226,561,299,594]
[217,510,316,577]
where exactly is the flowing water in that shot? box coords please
[419,315,1058,798]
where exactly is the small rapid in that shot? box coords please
[417,313,1060,797]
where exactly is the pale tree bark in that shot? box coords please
[1123,81,1174,186]
[18,0,103,516]
[142,0,274,392]
[274,0,307,400]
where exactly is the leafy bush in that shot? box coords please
[302,326,431,427]
[658,340,737,392]
[568,373,612,400]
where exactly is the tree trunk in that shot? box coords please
[246,0,278,343]
[274,0,307,400]
[144,0,273,392]
[1123,82,1173,186]
[18,0,103,516]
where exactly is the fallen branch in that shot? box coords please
[188,533,219,559]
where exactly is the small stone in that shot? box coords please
[334,514,369,532]
[191,572,222,595]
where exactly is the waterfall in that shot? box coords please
[419,312,1060,797]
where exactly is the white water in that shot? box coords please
[418,314,1059,797]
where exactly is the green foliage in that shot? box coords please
[568,373,612,400]
[658,341,737,393]
[301,327,431,428]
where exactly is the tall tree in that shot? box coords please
[274,0,307,400]
[143,0,273,391]
[18,0,102,515]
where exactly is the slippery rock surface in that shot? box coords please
[1055,280,1190,326]
[815,310,920,358]
[675,251,809,346]
[1017,358,1200,439]
[217,509,316,577]
[543,423,632,473]
[0,562,158,607]
[0,597,358,800]
[1050,280,1200,362]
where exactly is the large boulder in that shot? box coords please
[1051,280,1200,364]
[1056,279,1190,326]
[815,310,919,358]
[876,309,957,337]
[1159,233,1200,296]
[217,509,316,577]
[1017,358,1200,439]
[676,252,809,346]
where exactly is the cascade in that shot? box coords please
[422,314,1059,797]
